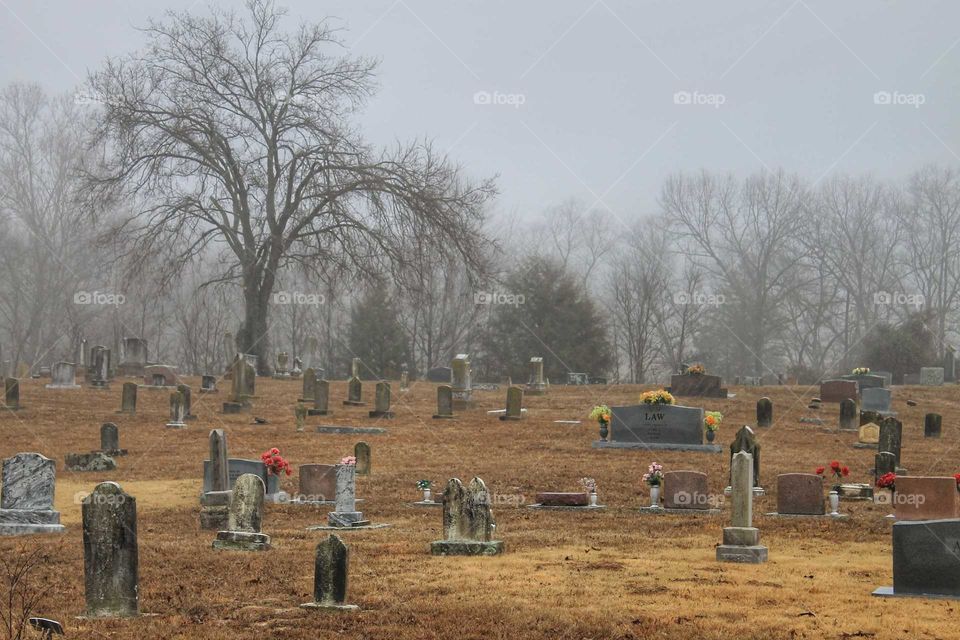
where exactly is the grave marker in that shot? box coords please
[82,482,138,617]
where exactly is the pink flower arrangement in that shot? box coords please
[340,456,356,466]
[642,462,664,487]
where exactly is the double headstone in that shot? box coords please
[499,386,523,421]
[756,397,772,428]
[433,385,454,419]
[861,388,892,414]
[82,482,138,617]
[212,474,271,551]
[430,477,503,555]
[0,453,64,534]
[774,473,824,516]
[819,379,857,403]
[368,382,394,418]
[300,534,359,610]
[716,451,767,563]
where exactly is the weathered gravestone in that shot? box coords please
[354,442,371,476]
[300,368,318,403]
[756,397,773,428]
[4,377,19,410]
[88,347,109,388]
[945,347,957,383]
[350,357,361,379]
[854,422,880,449]
[921,367,945,386]
[594,403,717,451]
[819,379,858,403]
[433,385,454,419]
[878,417,903,466]
[526,357,546,396]
[368,382,394,418]
[925,413,942,438]
[212,474,271,551]
[893,477,960,521]
[662,470,718,512]
[223,356,255,412]
[841,373,886,390]
[301,534,359,611]
[200,375,217,393]
[298,464,336,503]
[118,382,137,415]
[862,388,893,414]
[327,464,368,527]
[431,477,503,556]
[199,429,231,530]
[667,372,728,398]
[773,473,824,516]
[46,362,79,389]
[143,364,177,387]
[177,384,195,420]
[295,402,307,432]
[0,453,64,534]
[118,337,148,377]
[201,458,282,501]
[499,386,523,421]
[839,398,858,431]
[717,451,767,563]
[310,379,331,416]
[343,377,364,406]
[875,451,897,479]
[65,452,116,472]
[83,482,138,617]
[451,354,474,410]
[728,426,762,492]
[165,391,187,429]
[874,519,960,599]
[99,423,126,456]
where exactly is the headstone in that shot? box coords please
[526,357,546,395]
[82,482,138,617]
[223,332,234,372]
[819,379,858,403]
[595,403,714,451]
[201,459,282,500]
[99,423,126,456]
[878,417,903,465]
[426,366,451,383]
[857,422,880,445]
[354,442,371,475]
[893,477,960,521]
[142,364,177,387]
[945,347,957,382]
[0,453,64,534]
[774,473,824,516]
[298,464,336,503]
[199,429,231,530]
[433,385,454,419]
[165,391,187,429]
[368,382,394,418]
[275,352,290,378]
[430,477,503,555]
[212,474,271,551]
[176,384,195,420]
[716,451,767,563]
[874,519,960,599]
[327,464,368,527]
[65,452,116,472]
[46,362,79,389]
[301,534,359,610]
[295,402,307,432]
[667,372,728,398]
[399,367,409,391]
[303,336,318,369]
[875,451,897,479]
[118,382,137,414]
[756,397,772,428]
[499,386,523,421]
[920,367,945,386]
[860,409,883,426]
[343,377,364,406]
[862,388,893,414]
[729,426,762,489]
[451,354,473,410]
[841,373,886,390]
[200,375,217,393]
[300,368,318,402]
[839,398,858,431]
[88,347,109,387]
[311,379,331,415]
[4,377,20,409]
[663,471,715,511]
[225,355,254,411]
[535,492,589,507]
[118,337,148,377]
[925,413,942,438]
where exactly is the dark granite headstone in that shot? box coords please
[301,534,358,610]
[82,482,138,617]
[875,519,960,598]
[756,397,772,428]
[599,403,708,450]
[729,426,761,488]
[878,417,903,465]
[667,373,727,398]
[925,413,942,438]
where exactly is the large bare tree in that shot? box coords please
[83,0,495,372]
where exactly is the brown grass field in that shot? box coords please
[2,377,960,639]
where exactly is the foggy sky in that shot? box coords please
[1,0,957,224]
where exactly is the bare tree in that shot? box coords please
[0,545,51,640]
[83,0,495,373]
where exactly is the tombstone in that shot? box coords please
[303,336,318,369]
[300,368,318,402]
[839,398,858,431]
[499,386,523,421]
[165,391,187,429]
[862,388,893,414]
[200,375,217,393]
[143,364,177,387]
[82,482,138,617]
[0,453,64,534]
[878,417,903,466]
[716,451,767,563]
[301,534,359,611]
[945,347,957,383]
[295,402,307,432]
[88,346,109,387]
[4,377,19,409]
[354,442,371,476]
[343,377,364,406]
[430,477,504,555]
[874,519,960,599]
[526,357,546,395]
[117,382,137,415]
[894,477,960,521]
[728,426,762,491]
[65,452,116,472]
[662,471,716,511]
[451,354,474,410]
[298,464,336,503]
[857,422,880,446]
[399,366,409,391]
[433,385,454,419]
[213,474,271,551]
[841,373,886,391]
[426,366,452,383]
[118,337,148,377]
[774,473,825,516]
[199,429,231,530]
[177,384,195,420]
[46,362,79,389]
[925,413,942,438]
[77,338,87,371]
[875,451,897,479]
[327,464,368,527]
[368,382,394,418]
[224,355,254,412]
[535,492,589,507]
[202,459,281,498]
[595,403,714,451]
[756,397,773,428]
[920,367,945,386]
[667,372,728,398]
[350,357,361,379]
[275,351,290,378]
[311,379,331,416]
[819,379,858,403]
[99,423,126,456]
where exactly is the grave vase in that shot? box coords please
[599,420,608,442]
[589,492,598,507]
[828,490,840,516]
[423,488,432,503]
[650,485,661,508]
[706,429,716,443]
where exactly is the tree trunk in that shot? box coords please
[238,280,273,376]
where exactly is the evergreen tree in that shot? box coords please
[347,284,411,380]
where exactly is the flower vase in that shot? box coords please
[706,429,715,443]
[828,490,840,516]
[589,492,598,507]
[599,421,608,441]
[650,485,661,508]
[423,488,432,503]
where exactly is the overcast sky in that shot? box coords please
[1,1,958,223]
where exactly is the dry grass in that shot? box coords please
[1,378,959,639]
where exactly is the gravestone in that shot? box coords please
[535,492,589,507]
[920,367,945,386]
[275,352,290,378]
[595,403,717,451]
[165,391,187,429]
[176,384,195,420]
[875,451,897,479]
[46,362,79,389]
[295,402,307,432]
[819,379,858,403]
[862,388,893,414]
[118,382,137,414]
[728,426,762,490]
[327,464,368,527]
[99,423,126,456]
[201,459,281,499]
[200,375,217,393]
[841,373,886,390]
[88,347,109,388]
[200,429,231,530]
[426,366,452,383]
[298,464,336,503]
[368,382,394,418]
[839,398,858,431]
[874,519,960,599]
[118,337,148,377]
[893,477,960,521]
[300,368,318,402]
[667,372,727,398]
[301,534,359,610]
[433,385,454,419]
[499,386,523,421]
[945,347,957,383]
[311,379,331,416]
[354,442,371,476]
[399,367,409,391]
[65,452,116,472]
[756,397,773,428]
[774,473,824,516]
[142,364,177,387]
[430,477,503,556]
[351,357,361,379]
[303,336,318,369]
[663,471,716,512]
[212,474,271,551]
[0,453,64,534]
[855,422,880,448]
[451,354,474,410]
[925,413,942,438]
[860,409,883,426]
[878,417,903,465]
[83,482,138,617]
[526,357,546,396]
[224,356,254,412]
[4,377,20,409]
[716,451,767,563]
[343,377,364,406]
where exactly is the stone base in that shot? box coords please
[165,422,187,429]
[432,414,454,419]
[212,531,271,551]
[308,409,330,416]
[430,540,504,556]
[528,504,606,511]
[342,401,366,406]
[97,449,128,457]
[852,442,878,449]
[368,411,394,419]
[45,384,81,389]
[307,523,391,531]
[639,506,721,515]
[300,602,360,611]
[723,526,760,546]
[411,500,443,507]
[222,402,245,414]
[315,426,387,435]
[593,441,723,453]
[765,512,848,519]
[723,486,765,497]
[499,415,523,421]
[327,512,368,527]
[0,509,64,536]
[872,586,960,600]
[716,545,768,564]
[526,387,546,396]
